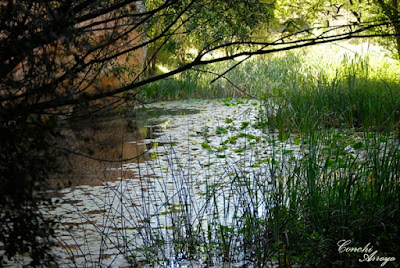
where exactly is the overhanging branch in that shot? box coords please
[26,30,399,114]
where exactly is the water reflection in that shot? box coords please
[51,107,200,189]
[43,100,288,267]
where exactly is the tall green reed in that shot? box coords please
[123,43,400,266]
[259,54,400,133]
[122,129,400,267]
[283,129,400,266]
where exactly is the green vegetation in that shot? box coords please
[266,129,400,266]
[129,42,400,266]
[144,0,273,76]
[127,127,400,267]
[139,43,400,115]
[3,0,400,265]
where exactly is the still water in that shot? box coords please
[21,99,301,267]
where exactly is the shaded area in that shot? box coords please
[49,106,201,188]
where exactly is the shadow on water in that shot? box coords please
[131,106,200,149]
[132,106,200,126]
[52,105,200,188]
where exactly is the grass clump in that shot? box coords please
[261,55,400,133]
[278,129,400,266]
[232,43,400,133]
[124,129,400,267]
[138,68,244,100]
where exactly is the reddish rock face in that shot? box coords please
[5,1,147,111]
[3,1,148,188]
[67,1,148,109]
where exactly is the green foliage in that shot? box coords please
[201,142,212,150]
[264,53,400,131]
[346,0,400,59]
[127,126,400,266]
[0,115,60,266]
[126,42,400,265]
[274,0,400,59]
[216,126,228,135]
[138,68,248,99]
[2,0,400,265]
[279,129,400,266]
[144,0,274,75]
[140,42,400,105]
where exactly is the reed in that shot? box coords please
[55,42,400,267]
